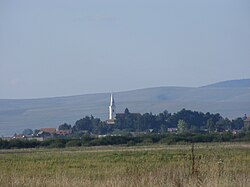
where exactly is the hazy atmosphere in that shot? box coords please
[0,0,250,99]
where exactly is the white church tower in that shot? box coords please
[108,93,116,120]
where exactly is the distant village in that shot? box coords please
[2,94,250,142]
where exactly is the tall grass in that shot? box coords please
[0,143,249,187]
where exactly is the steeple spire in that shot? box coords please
[110,93,115,106]
[108,93,116,120]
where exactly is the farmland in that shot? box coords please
[0,143,249,187]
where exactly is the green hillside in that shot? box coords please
[0,79,250,136]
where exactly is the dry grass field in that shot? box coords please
[0,143,249,187]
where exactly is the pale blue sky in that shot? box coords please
[0,0,250,99]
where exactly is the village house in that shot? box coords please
[27,136,44,141]
[12,134,44,141]
[167,128,178,133]
[12,133,26,139]
[40,128,56,134]
[56,129,72,136]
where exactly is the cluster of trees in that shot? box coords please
[72,116,112,135]
[62,108,245,135]
[1,132,250,149]
[1,108,247,149]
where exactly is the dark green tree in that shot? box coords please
[73,116,92,132]
[231,118,244,130]
[58,123,71,130]
[206,118,215,132]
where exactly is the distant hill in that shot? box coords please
[1,79,250,136]
[202,79,250,88]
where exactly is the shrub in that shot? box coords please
[47,139,66,148]
[66,140,81,147]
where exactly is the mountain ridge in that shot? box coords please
[201,79,250,88]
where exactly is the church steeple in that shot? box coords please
[109,93,116,120]
[110,93,115,106]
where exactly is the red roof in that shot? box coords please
[56,130,72,135]
[40,128,56,134]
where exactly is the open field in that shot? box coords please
[0,143,249,187]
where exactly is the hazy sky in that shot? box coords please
[0,0,250,99]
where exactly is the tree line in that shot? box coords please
[1,132,250,149]
[1,108,248,149]
[60,108,246,135]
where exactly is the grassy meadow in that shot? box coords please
[0,143,249,187]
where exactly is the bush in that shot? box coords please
[47,139,66,148]
[142,137,153,145]
[66,140,82,147]
[127,140,136,146]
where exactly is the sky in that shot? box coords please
[0,0,250,99]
